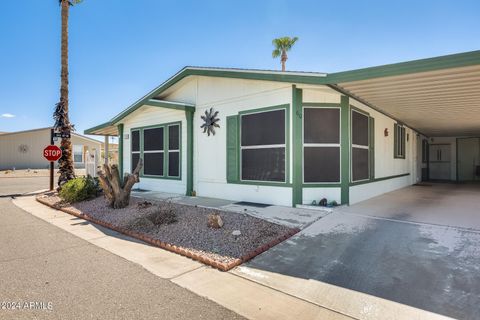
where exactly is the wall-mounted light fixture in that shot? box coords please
[384,128,389,137]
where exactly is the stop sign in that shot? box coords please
[43,145,62,162]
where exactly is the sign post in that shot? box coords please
[44,130,63,191]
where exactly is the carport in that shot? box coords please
[326,50,480,184]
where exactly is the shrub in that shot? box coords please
[147,202,177,225]
[59,176,99,203]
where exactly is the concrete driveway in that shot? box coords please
[234,184,480,320]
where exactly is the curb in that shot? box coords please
[36,196,300,272]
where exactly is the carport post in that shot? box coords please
[50,128,54,191]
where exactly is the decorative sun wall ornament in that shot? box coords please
[200,108,220,136]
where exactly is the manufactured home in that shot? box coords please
[85,50,480,206]
[0,128,101,170]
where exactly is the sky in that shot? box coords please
[0,0,479,137]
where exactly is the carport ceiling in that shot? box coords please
[331,52,480,137]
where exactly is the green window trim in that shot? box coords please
[394,123,406,159]
[130,121,182,180]
[226,104,290,186]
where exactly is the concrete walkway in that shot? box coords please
[13,196,353,320]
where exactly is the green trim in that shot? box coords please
[326,50,480,83]
[130,121,182,180]
[117,123,124,178]
[350,173,410,187]
[185,110,194,195]
[340,95,350,205]
[85,121,115,135]
[292,86,303,206]
[302,183,341,188]
[228,181,293,187]
[226,115,240,183]
[147,99,195,112]
[369,117,375,180]
[237,103,291,185]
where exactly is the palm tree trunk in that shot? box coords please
[281,50,287,71]
[57,0,75,187]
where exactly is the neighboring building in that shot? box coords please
[85,50,480,206]
[0,128,101,170]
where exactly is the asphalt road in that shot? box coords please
[0,177,244,320]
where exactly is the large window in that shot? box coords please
[130,122,181,178]
[303,107,340,183]
[394,123,406,159]
[240,108,286,182]
[351,110,370,182]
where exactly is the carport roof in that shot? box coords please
[85,50,480,137]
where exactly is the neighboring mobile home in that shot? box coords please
[0,128,101,170]
[85,50,480,206]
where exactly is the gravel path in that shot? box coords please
[40,195,295,264]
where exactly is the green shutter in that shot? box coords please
[369,117,375,180]
[226,115,239,182]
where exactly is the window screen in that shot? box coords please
[144,153,164,176]
[422,139,428,163]
[241,148,285,182]
[241,109,285,146]
[352,148,369,181]
[167,124,180,177]
[144,127,164,151]
[131,130,140,152]
[304,108,340,144]
[304,147,340,182]
[131,153,140,173]
[131,129,141,173]
[351,110,370,182]
[303,107,341,183]
[240,108,286,182]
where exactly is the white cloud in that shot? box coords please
[1,113,15,118]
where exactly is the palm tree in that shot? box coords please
[54,0,81,188]
[272,37,299,71]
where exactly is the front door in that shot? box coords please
[457,138,480,181]
[429,144,451,180]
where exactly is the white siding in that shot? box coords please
[121,106,187,195]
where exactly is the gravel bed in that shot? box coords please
[39,194,295,264]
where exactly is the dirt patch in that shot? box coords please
[38,194,297,267]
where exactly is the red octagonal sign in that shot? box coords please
[43,145,62,162]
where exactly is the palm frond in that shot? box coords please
[272,48,281,58]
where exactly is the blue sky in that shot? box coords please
[0,0,479,136]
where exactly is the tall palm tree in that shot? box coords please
[272,36,299,71]
[54,0,81,188]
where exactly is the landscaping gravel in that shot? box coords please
[40,194,295,265]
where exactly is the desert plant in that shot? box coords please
[59,176,98,203]
[147,202,177,225]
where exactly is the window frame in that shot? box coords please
[131,129,141,173]
[238,105,289,184]
[350,108,371,183]
[394,123,406,159]
[302,105,342,184]
[422,139,429,163]
[130,121,182,180]
[73,144,83,163]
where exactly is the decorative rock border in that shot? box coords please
[36,196,300,272]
